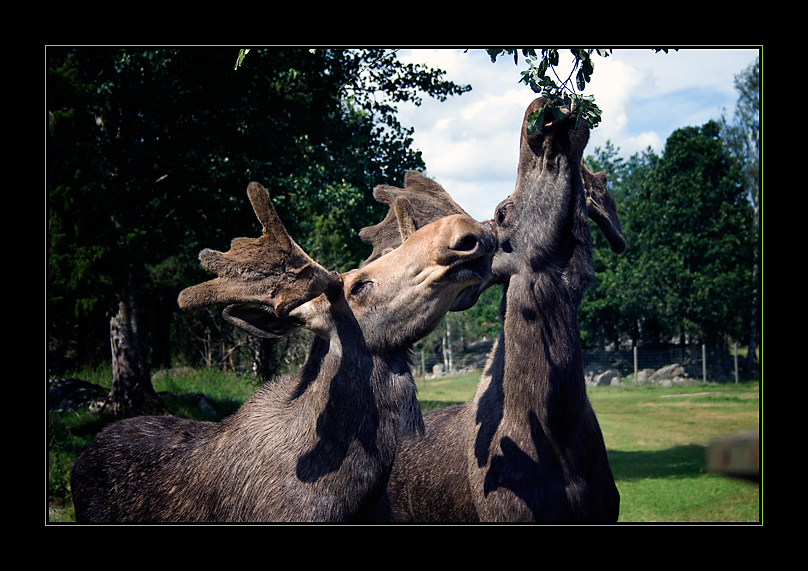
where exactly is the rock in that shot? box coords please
[594,369,622,386]
[584,363,607,386]
[48,377,219,418]
[197,394,217,417]
[47,378,108,412]
[649,364,686,381]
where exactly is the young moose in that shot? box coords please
[374,99,626,522]
[70,178,495,523]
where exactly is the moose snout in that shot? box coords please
[448,222,497,259]
[451,233,483,253]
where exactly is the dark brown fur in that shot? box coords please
[71,180,495,523]
[383,99,626,522]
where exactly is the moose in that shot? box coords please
[367,98,627,522]
[70,177,496,523]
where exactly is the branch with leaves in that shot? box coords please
[486,48,676,134]
[485,48,611,133]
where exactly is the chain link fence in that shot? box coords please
[414,336,754,384]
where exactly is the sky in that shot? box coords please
[392,48,760,221]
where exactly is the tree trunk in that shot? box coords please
[104,287,169,418]
[745,250,760,374]
[251,337,277,383]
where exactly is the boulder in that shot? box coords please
[649,364,686,381]
[594,369,622,386]
[634,368,655,384]
[584,363,607,386]
[47,378,108,412]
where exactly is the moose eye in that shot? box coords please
[496,203,511,225]
[350,279,372,297]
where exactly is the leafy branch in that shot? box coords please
[485,48,611,133]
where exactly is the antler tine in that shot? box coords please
[359,171,470,265]
[178,182,340,318]
[246,182,294,250]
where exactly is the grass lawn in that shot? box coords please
[48,367,760,524]
[415,372,761,523]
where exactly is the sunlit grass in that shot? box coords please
[414,373,760,523]
[48,367,760,524]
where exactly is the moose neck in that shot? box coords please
[289,328,421,481]
[502,148,594,430]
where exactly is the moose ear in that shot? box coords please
[394,196,416,242]
[222,304,304,339]
[359,171,470,265]
[582,163,627,254]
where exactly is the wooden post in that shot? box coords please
[702,344,707,383]
[734,343,739,384]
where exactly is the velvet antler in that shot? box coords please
[178,182,340,319]
[359,171,470,265]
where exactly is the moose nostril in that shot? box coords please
[452,234,479,252]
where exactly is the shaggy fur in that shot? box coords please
[383,98,626,522]
[71,180,494,523]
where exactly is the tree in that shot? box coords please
[580,143,659,347]
[626,121,754,351]
[721,56,760,372]
[47,48,470,416]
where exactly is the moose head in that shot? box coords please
[178,180,496,351]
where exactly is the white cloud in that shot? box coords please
[390,48,759,220]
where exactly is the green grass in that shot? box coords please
[416,373,760,523]
[414,373,483,412]
[48,368,760,524]
[591,383,760,523]
[47,366,262,522]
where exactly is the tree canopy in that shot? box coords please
[47,47,470,380]
[47,47,761,390]
[579,121,756,353]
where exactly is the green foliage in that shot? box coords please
[234,48,249,70]
[721,56,760,220]
[579,120,756,351]
[486,48,611,130]
[47,48,470,374]
[627,121,753,345]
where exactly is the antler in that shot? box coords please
[359,171,470,265]
[581,162,627,254]
[178,182,341,319]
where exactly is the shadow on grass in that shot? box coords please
[608,445,707,481]
[416,405,713,483]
